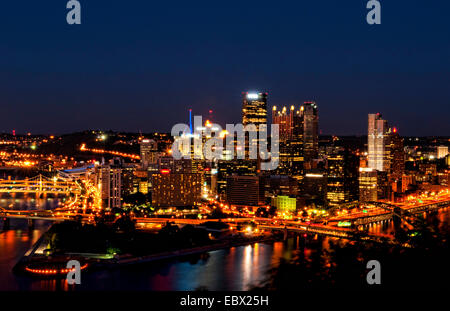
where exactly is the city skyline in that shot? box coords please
[1,100,448,138]
[1,1,450,136]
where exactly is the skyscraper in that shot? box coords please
[242,92,268,168]
[387,127,405,183]
[272,105,304,179]
[437,146,449,159]
[302,101,318,166]
[216,158,258,201]
[140,139,158,169]
[242,92,267,127]
[226,175,265,207]
[359,168,378,202]
[368,113,389,171]
[302,171,327,208]
[272,106,294,141]
[99,164,122,209]
[326,146,359,207]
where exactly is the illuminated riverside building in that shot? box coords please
[302,171,327,208]
[151,170,202,207]
[368,113,389,171]
[271,195,296,212]
[272,105,304,179]
[326,146,359,207]
[301,101,318,168]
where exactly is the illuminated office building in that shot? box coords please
[226,175,265,207]
[368,113,389,171]
[271,195,296,212]
[151,170,202,207]
[359,168,378,202]
[99,165,122,209]
[437,146,449,159]
[387,127,405,183]
[140,139,158,169]
[216,159,257,200]
[241,92,268,171]
[264,175,299,197]
[376,171,389,200]
[302,171,327,208]
[272,105,304,179]
[301,101,318,167]
[242,92,267,127]
[120,165,136,197]
[272,106,294,140]
[326,146,359,207]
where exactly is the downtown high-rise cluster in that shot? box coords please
[92,92,449,214]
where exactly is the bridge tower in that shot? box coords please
[38,174,43,196]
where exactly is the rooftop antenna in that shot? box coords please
[189,109,193,134]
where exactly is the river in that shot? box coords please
[1,198,449,291]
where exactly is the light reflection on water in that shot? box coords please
[0,196,59,290]
[1,199,449,291]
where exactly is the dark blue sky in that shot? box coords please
[1,1,449,136]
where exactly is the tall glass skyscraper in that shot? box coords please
[368,113,388,171]
[272,105,304,179]
[241,92,268,167]
[242,92,267,126]
[301,101,319,165]
[386,128,405,182]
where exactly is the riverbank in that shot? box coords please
[14,231,280,278]
[98,234,278,269]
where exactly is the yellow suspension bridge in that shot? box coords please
[0,174,82,195]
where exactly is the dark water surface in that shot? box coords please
[1,197,449,291]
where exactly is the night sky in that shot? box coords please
[1,1,449,136]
